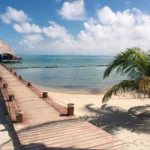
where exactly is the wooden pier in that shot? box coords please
[0,64,128,150]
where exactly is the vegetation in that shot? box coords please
[102,48,150,103]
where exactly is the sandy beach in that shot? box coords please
[47,91,150,150]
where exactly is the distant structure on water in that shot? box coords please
[0,40,22,63]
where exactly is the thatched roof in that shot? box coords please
[0,40,15,56]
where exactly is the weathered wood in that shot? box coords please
[0,76,2,81]
[3,83,8,88]
[42,92,48,98]
[27,82,31,86]
[67,103,74,116]
[16,110,23,123]
[9,94,14,101]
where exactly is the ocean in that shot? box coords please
[5,55,126,94]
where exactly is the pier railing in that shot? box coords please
[0,73,23,123]
[1,63,75,117]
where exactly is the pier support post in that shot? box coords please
[27,82,31,86]
[19,76,22,79]
[14,72,17,75]
[9,94,14,101]
[16,110,23,123]
[67,103,74,116]
[3,83,8,88]
[42,92,48,98]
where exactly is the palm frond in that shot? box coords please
[102,80,138,103]
[103,48,149,79]
[138,76,150,94]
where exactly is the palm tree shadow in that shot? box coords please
[81,104,150,135]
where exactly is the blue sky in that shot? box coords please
[0,0,150,55]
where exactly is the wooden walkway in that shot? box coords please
[0,64,128,150]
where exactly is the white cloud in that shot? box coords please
[21,22,75,53]
[20,34,43,49]
[24,34,43,42]
[0,6,30,24]
[75,7,150,54]
[0,7,42,34]
[20,6,150,55]
[59,0,86,21]
[97,6,116,25]
[42,21,73,41]
[13,22,42,33]
[97,6,135,27]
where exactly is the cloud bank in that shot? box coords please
[1,2,150,55]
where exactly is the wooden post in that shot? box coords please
[0,77,2,81]
[27,82,31,86]
[9,94,14,101]
[3,83,8,88]
[14,72,17,75]
[16,110,23,123]
[67,103,74,116]
[19,76,22,79]
[43,92,48,98]
[10,69,12,72]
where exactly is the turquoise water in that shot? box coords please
[6,55,126,93]
[6,55,112,68]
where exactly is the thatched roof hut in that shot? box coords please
[0,40,22,62]
[0,40,15,56]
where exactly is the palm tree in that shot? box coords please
[102,48,150,103]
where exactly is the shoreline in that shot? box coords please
[35,84,108,95]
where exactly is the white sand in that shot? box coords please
[48,91,150,150]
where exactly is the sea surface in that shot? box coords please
[5,55,126,94]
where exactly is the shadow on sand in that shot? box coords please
[81,104,150,135]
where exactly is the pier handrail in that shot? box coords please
[0,75,23,123]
